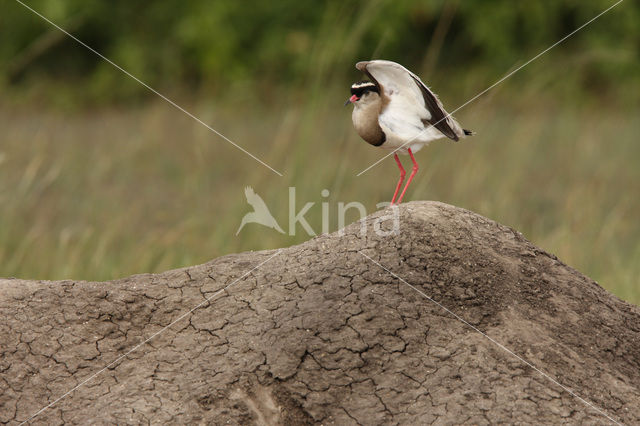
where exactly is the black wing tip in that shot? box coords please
[463,129,475,136]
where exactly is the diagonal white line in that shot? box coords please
[14,0,283,177]
[20,249,283,425]
[356,0,624,177]
[359,251,621,425]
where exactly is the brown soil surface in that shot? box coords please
[1,201,639,425]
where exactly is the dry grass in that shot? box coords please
[0,89,638,304]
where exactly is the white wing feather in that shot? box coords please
[357,60,463,144]
[363,60,432,119]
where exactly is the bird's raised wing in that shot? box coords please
[356,60,462,141]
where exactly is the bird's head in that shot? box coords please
[345,81,380,107]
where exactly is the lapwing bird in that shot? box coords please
[346,60,473,204]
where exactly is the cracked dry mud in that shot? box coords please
[1,201,639,425]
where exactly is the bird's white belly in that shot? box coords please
[379,122,446,153]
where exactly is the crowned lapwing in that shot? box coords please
[346,60,473,204]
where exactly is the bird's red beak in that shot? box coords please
[344,94,359,106]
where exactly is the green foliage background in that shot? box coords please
[0,0,638,304]
[2,0,638,103]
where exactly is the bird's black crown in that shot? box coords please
[350,80,379,97]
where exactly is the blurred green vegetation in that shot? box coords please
[0,1,638,304]
[2,0,638,104]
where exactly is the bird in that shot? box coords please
[236,186,285,235]
[346,60,473,204]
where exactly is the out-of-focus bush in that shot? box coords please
[1,0,637,102]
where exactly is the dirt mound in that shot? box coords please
[1,201,639,425]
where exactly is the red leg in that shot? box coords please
[390,153,406,205]
[396,148,419,204]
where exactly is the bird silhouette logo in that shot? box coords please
[236,186,285,235]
